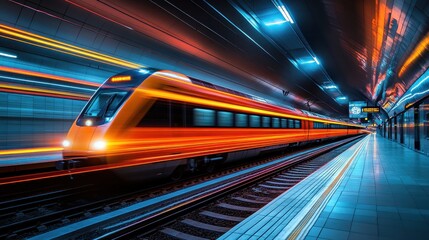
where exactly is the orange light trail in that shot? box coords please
[399,33,429,77]
[0,83,90,100]
[151,73,362,127]
[0,147,62,156]
[138,87,362,128]
[0,66,100,87]
[0,129,364,185]
[0,24,142,69]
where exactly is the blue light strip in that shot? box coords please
[0,52,17,58]
[0,75,95,92]
[264,20,288,26]
[313,57,320,65]
[271,0,294,24]
[324,85,337,89]
[203,1,276,60]
[277,5,294,24]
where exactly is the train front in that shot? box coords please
[59,69,152,169]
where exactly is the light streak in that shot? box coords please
[0,129,365,185]
[0,66,100,87]
[399,33,429,77]
[299,59,316,65]
[137,87,361,127]
[0,83,90,100]
[313,57,320,65]
[154,72,190,82]
[277,5,294,24]
[0,147,62,156]
[0,51,17,58]
[264,20,288,26]
[203,1,276,60]
[152,72,361,127]
[65,0,134,30]
[0,75,95,92]
[0,24,142,68]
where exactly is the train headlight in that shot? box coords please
[92,140,106,150]
[85,119,93,126]
[62,140,71,147]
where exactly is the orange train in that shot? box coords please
[60,68,367,178]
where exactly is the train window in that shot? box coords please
[281,118,288,128]
[295,120,301,128]
[235,113,248,127]
[218,111,233,127]
[313,122,322,129]
[272,117,280,128]
[170,102,185,127]
[138,101,170,127]
[262,116,270,128]
[194,108,215,126]
[288,119,294,128]
[78,89,130,126]
[249,115,261,127]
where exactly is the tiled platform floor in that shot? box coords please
[306,134,429,240]
[221,134,429,240]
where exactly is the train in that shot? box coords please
[59,68,367,179]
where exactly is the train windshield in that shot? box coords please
[77,88,130,126]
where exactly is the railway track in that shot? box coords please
[113,137,361,240]
[0,136,363,239]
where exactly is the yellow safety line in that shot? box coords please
[287,135,369,240]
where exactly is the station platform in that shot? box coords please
[220,134,429,240]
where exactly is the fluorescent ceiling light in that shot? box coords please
[324,85,337,89]
[0,52,17,58]
[336,96,347,100]
[313,57,320,65]
[277,5,294,24]
[264,20,288,26]
[299,60,316,64]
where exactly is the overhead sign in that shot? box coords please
[349,101,367,118]
[362,107,380,113]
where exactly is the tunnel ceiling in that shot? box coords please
[1,0,428,119]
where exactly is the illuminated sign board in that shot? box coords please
[349,101,367,118]
[362,107,380,113]
[111,75,131,82]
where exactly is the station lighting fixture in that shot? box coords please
[0,51,17,58]
[313,57,320,65]
[323,85,337,89]
[264,1,294,26]
[336,96,347,101]
[299,59,316,65]
[264,19,288,26]
[276,4,294,24]
[298,56,320,65]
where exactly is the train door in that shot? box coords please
[404,108,414,149]
[393,116,397,141]
[420,100,429,155]
[383,122,387,138]
[399,113,404,144]
[386,120,390,139]
[414,106,420,150]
